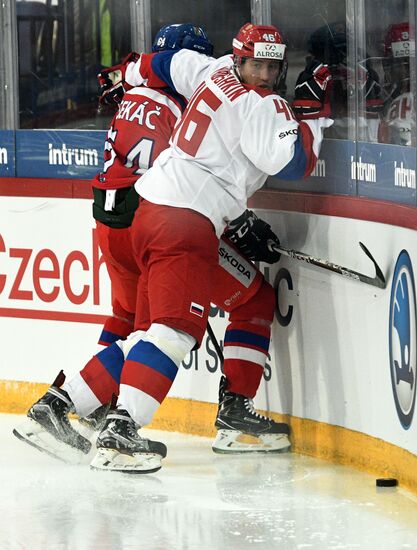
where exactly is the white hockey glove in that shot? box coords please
[224,210,281,264]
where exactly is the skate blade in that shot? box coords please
[212,429,291,454]
[90,448,163,474]
[13,418,90,465]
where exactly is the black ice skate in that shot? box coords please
[90,408,167,474]
[212,376,291,454]
[13,371,92,463]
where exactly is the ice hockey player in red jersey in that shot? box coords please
[14,23,332,473]
[92,58,187,349]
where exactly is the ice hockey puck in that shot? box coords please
[376,478,398,487]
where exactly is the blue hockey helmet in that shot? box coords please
[152,23,213,56]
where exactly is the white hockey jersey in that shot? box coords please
[126,50,332,236]
[383,91,415,146]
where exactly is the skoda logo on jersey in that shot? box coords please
[389,250,417,429]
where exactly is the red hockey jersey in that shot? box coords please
[93,86,185,190]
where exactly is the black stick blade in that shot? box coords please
[359,242,386,289]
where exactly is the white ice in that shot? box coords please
[1,413,417,550]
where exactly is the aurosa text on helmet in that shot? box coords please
[254,43,285,60]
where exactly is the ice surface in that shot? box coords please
[1,413,417,550]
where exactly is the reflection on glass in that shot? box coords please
[16,0,131,130]
[271,0,346,138]
[302,20,385,142]
[149,0,250,57]
[380,22,415,145]
[362,0,415,146]
[306,21,350,139]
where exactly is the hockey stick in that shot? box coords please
[269,241,386,289]
[207,321,224,364]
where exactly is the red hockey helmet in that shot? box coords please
[383,22,415,90]
[232,23,287,92]
[232,23,286,61]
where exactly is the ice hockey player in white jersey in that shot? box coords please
[122,23,333,235]
[13,24,332,474]
[78,22,334,473]
[64,23,333,473]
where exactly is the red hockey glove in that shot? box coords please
[224,210,281,264]
[97,52,140,105]
[292,60,332,119]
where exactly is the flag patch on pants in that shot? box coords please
[190,302,204,317]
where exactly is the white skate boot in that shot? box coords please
[90,408,167,474]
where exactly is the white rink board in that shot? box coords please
[0,196,227,401]
[1,196,417,457]
[0,197,110,313]
[261,208,417,458]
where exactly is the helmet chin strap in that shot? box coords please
[233,65,242,82]
[232,55,243,81]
